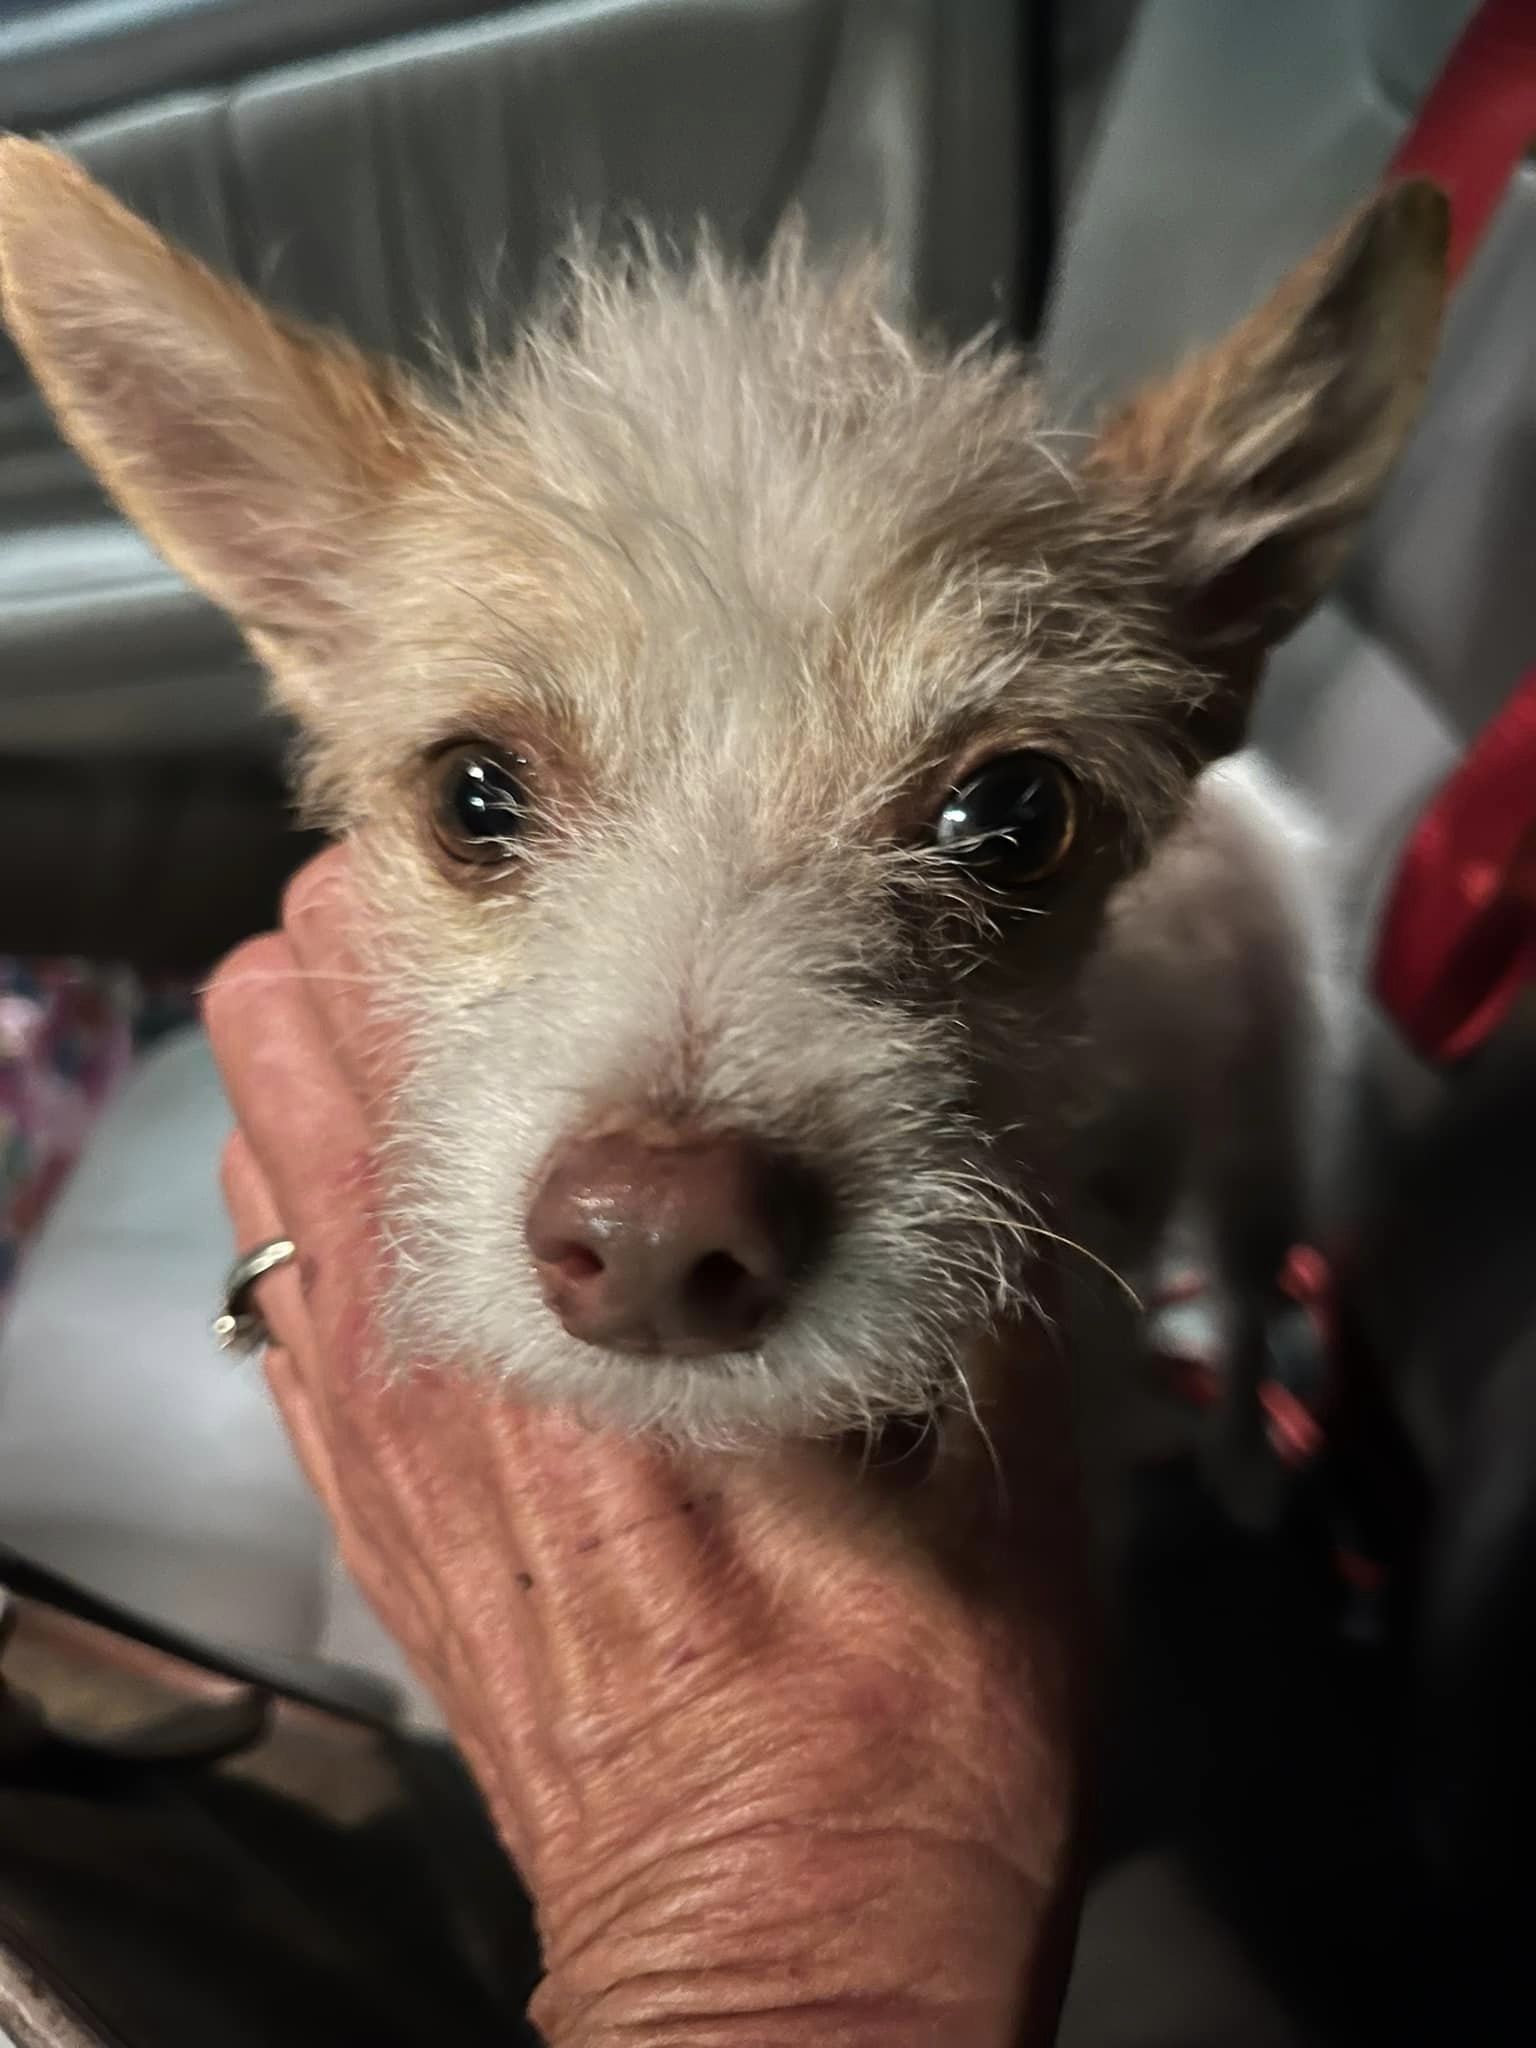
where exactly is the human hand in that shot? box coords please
[207,848,1091,2048]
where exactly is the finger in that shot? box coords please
[220,1130,348,1521]
[265,1343,349,1525]
[222,1138,446,1676]
[205,932,377,1262]
[280,848,399,1117]
[218,1127,311,1352]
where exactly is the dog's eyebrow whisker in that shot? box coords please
[445,579,525,642]
[444,654,524,688]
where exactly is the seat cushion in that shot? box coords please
[0,1028,327,1654]
[1,0,1028,765]
[0,1022,445,1722]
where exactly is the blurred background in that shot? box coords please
[2,3,1534,2044]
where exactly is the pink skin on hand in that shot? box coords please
[206,846,1090,2048]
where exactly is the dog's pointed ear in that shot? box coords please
[1089,179,1448,750]
[0,138,437,655]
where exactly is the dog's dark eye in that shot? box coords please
[934,751,1078,886]
[431,744,530,865]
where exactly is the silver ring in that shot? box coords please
[213,1238,298,1354]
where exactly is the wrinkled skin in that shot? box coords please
[208,848,1091,2048]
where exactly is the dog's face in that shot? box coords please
[0,144,1445,1441]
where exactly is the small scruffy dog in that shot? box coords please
[0,142,1445,1475]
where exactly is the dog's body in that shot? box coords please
[1078,753,1337,1285]
[1069,751,1343,1510]
[0,145,1444,1485]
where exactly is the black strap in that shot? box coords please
[0,1541,397,1727]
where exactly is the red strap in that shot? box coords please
[1386,0,1536,281]
[1371,0,1536,1062]
[1375,693,1536,1060]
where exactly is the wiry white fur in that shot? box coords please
[0,160,1430,1457]
[380,805,1047,1445]
[319,241,1347,1451]
[284,235,1223,1447]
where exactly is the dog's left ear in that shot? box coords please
[0,137,439,670]
[1090,180,1448,751]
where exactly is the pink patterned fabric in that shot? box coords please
[0,961,196,1316]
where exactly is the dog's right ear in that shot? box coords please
[0,139,438,672]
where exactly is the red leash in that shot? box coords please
[1373,0,1536,1064]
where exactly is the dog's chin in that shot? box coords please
[477,1322,963,1450]
[383,1261,977,1447]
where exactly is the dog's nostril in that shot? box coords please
[686,1249,760,1321]
[551,1243,604,1285]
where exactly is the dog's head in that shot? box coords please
[0,143,1445,1440]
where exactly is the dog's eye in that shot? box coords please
[934,751,1078,885]
[431,744,530,864]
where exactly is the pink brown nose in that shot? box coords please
[525,1130,826,1357]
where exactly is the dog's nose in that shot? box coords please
[526,1130,825,1356]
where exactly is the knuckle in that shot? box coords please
[281,845,348,937]
[204,932,292,1025]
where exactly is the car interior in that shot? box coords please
[2,2,1533,2042]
